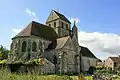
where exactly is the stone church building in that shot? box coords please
[7,10,97,74]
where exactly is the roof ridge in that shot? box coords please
[32,21,55,29]
[52,10,71,23]
[57,36,70,39]
[53,10,64,16]
[109,57,118,62]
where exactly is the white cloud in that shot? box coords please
[69,18,80,24]
[78,31,120,60]
[25,8,39,22]
[25,8,36,17]
[11,8,38,35]
[12,28,22,34]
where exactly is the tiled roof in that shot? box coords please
[97,59,102,62]
[46,36,70,50]
[53,10,71,23]
[80,46,97,59]
[109,57,118,62]
[55,36,70,49]
[12,21,58,41]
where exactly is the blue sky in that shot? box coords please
[1,0,120,60]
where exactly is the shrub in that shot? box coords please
[95,69,109,75]
[88,66,96,75]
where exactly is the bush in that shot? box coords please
[95,69,109,75]
[88,66,96,75]
[108,70,117,74]
[0,45,9,60]
[117,71,120,76]
[96,66,104,70]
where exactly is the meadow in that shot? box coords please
[0,69,93,80]
[0,69,76,80]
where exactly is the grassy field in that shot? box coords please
[0,69,93,80]
[0,69,77,80]
[84,76,92,80]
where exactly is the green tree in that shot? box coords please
[0,45,9,60]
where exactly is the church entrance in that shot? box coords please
[74,55,79,73]
[8,64,21,73]
[53,55,57,73]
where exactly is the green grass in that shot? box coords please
[0,69,79,80]
[0,69,97,80]
[84,76,92,80]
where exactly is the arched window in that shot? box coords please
[49,24,51,27]
[22,41,27,52]
[66,24,68,30]
[53,55,57,65]
[74,55,79,65]
[32,42,37,52]
[54,22,56,29]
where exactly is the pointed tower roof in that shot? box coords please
[46,10,71,24]
[53,10,71,23]
[72,20,77,29]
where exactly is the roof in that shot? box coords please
[46,36,70,50]
[53,10,71,23]
[109,57,118,62]
[55,36,70,49]
[12,21,58,41]
[80,46,97,59]
[97,59,102,62]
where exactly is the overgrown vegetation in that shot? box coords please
[0,69,79,80]
[84,76,92,80]
[94,67,120,80]
[0,69,94,80]
[0,45,9,60]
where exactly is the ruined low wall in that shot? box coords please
[8,58,55,74]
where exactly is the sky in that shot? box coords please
[0,0,120,60]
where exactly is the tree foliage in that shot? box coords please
[0,45,9,60]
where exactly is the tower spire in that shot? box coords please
[72,20,78,41]
[73,20,77,28]
[74,20,76,26]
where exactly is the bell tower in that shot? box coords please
[46,10,71,37]
[72,21,78,41]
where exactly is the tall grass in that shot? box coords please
[84,76,92,80]
[0,69,78,80]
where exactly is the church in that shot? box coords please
[7,10,97,74]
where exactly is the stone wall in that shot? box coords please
[9,36,51,62]
[82,56,97,71]
[12,58,55,74]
